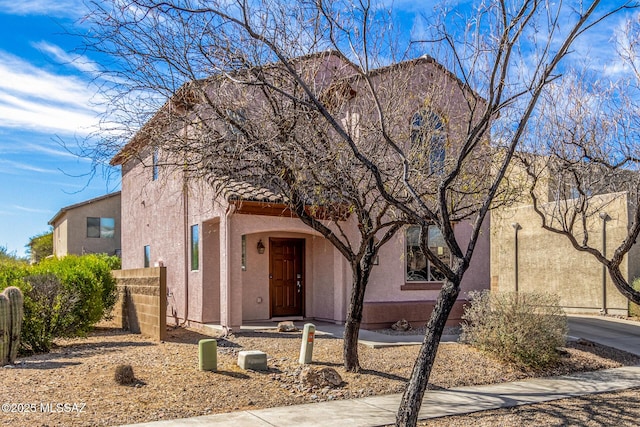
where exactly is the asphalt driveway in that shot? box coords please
[568,315,640,356]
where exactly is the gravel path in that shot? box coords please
[0,326,638,427]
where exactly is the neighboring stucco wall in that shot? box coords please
[53,218,68,257]
[51,194,121,256]
[111,267,167,341]
[491,192,630,315]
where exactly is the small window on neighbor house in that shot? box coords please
[406,225,451,282]
[411,110,446,174]
[144,245,151,268]
[100,218,115,238]
[87,217,115,238]
[190,224,199,271]
[87,217,100,238]
[152,148,159,181]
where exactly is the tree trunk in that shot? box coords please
[343,261,372,372]
[395,279,460,427]
[608,265,640,305]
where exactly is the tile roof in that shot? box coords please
[215,178,284,203]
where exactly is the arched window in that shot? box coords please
[411,110,445,174]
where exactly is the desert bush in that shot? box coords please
[32,255,118,334]
[0,254,119,353]
[460,290,568,370]
[114,364,137,385]
[19,273,81,353]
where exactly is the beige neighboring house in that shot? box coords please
[48,192,122,257]
[491,160,639,316]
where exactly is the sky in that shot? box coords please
[0,0,636,258]
[0,0,120,257]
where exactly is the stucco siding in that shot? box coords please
[51,193,121,257]
[491,192,630,315]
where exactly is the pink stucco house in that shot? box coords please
[111,52,490,330]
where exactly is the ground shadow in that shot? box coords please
[213,370,251,379]
[164,327,242,348]
[8,360,83,370]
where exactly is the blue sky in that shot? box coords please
[0,0,636,257]
[0,0,118,257]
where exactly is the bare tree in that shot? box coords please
[86,1,408,372]
[516,51,640,306]
[81,0,634,425]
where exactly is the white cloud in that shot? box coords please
[0,159,58,174]
[11,205,53,214]
[32,41,102,75]
[0,50,102,134]
[0,0,86,18]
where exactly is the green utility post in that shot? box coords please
[199,339,217,371]
[299,323,316,364]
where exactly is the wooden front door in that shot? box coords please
[269,238,305,317]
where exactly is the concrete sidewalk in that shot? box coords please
[122,317,640,427]
[123,365,640,426]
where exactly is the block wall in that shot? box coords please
[111,267,167,340]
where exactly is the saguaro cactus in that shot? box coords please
[0,286,24,365]
[0,293,9,365]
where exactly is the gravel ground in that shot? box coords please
[419,388,640,426]
[0,326,638,427]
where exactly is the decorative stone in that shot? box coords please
[299,366,342,388]
[391,319,412,331]
[277,321,298,332]
[238,350,268,371]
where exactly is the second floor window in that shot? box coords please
[87,217,115,238]
[152,148,159,181]
[411,110,446,174]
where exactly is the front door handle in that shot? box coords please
[296,280,302,293]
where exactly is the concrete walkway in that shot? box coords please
[123,316,640,427]
[123,366,640,427]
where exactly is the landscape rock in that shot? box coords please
[277,321,299,332]
[391,319,412,331]
[299,366,343,388]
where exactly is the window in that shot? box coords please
[405,225,450,282]
[152,148,159,181]
[241,235,247,271]
[190,224,199,271]
[144,245,151,268]
[87,217,115,238]
[411,110,446,174]
[226,109,247,135]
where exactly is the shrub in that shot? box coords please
[460,290,568,370]
[114,364,137,385]
[0,254,119,353]
[19,273,81,353]
[32,255,118,334]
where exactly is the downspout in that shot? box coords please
[181,169,190,326]
[599,212,609,315]
[224,203,232,334]
[511,223,521,293]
